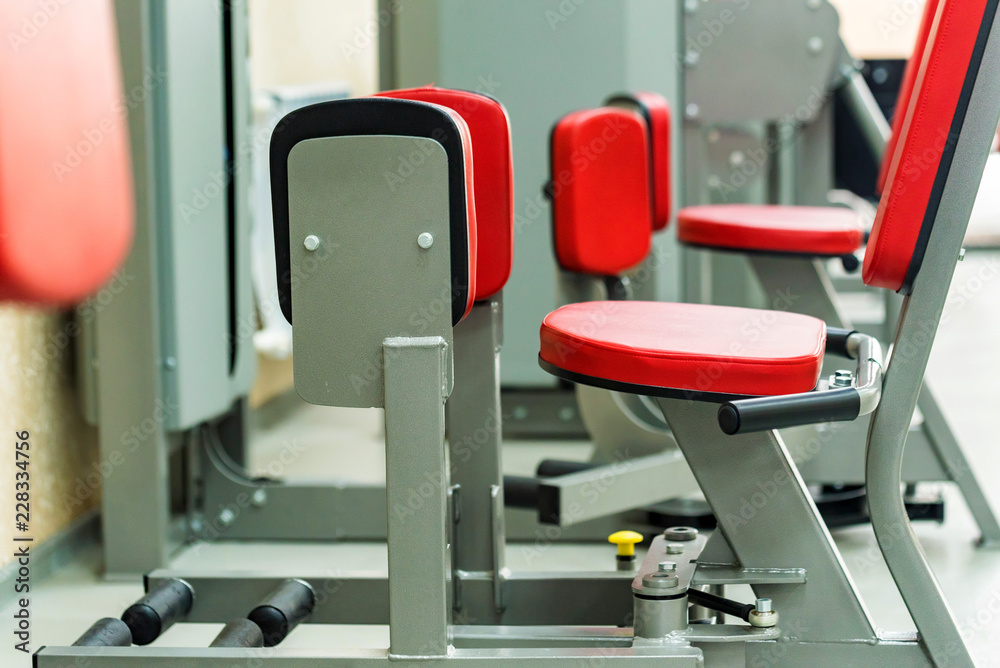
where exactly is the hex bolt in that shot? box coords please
[252,489,268,508]
[658,561,677,573]
[303,235,321,252]
[749,597,779,628]
[218,508,236,527]
[417,232,434,249]
[833,370,853,387]
[665,544,684,555]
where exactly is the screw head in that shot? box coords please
[163,357,177,371]
[685,103,700,119]
[304,235,321,251]
[251,489,268,507]
[218,508,236,527]
[417,232,434,249]
[808,36,824,54]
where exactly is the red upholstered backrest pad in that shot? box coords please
[864,0,992,292]
[0,0,133,304]
[877,0,942,194]
[551,109,652,276]
[377,87,513,302]
[632,92,672,230]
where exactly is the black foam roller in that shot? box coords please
[210,619,264,648]
[73,618,133,647]
[248,579,315,647]
[121,578,194,646]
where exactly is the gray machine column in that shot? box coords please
[384,338,452,658]
[447,297,507,610]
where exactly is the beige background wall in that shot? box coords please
[0,308,98,569]
[831,0,926,59]
[249,0,379,95]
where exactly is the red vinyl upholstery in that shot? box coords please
[865,0,994,292]
[678,205,865,257]
[0,0,133,304]
[377,87,513,301]
[877,0,942,194]
[608,92,672,230]
[540,301,826,397]
[551,108,652,276]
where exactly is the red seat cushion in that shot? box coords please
[607,92,672,230]
[677,205,865,257]
[540,302,826,397]
[877,0,941,194]
[551,108,652,276]
[377,87,513,301]
[0,0,133,304]
[864,0,994,292]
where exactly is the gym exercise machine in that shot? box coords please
[39,0,1000,664]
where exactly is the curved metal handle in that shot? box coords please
[718,333,883,436]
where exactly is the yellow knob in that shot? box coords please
[608,530,643,557]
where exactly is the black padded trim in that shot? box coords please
[901,0,999,294]
[680,241,854,261]
[270,98,472,325]
[538,356,752,404]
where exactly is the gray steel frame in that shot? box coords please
[747,255,1000,546]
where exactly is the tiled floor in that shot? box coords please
[6,161,1000,666]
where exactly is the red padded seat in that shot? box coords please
[877,0,941,194]
[377,87,514,301]
[677,205,865,257]
[607,92,672,230]
[551,108,652,276]
[865,0,991,292]
[0,0,133,304]
[540,301,826,397]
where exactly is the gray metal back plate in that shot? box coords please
[288,135,455,407]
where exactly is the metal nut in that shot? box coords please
[641,572,680,590]
[663,527,698,542]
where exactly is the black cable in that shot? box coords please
[686,589,754,623]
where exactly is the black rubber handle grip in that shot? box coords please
[718,388,861,435]
[825,328,858,358]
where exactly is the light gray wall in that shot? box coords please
[388,0,682,386]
